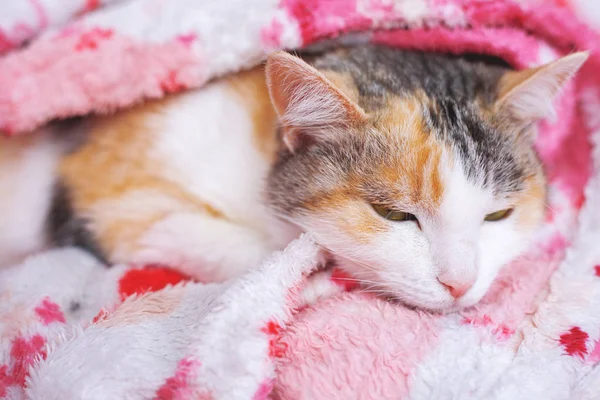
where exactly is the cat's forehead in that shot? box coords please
[312,46,532,194]
[365,96,446,211]
[363,91,530,197]
[425,99,528,193]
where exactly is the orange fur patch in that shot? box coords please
[312,192,385,243]
[377,96,445,211]
[59,98,224,260]
[338,202,387,243]
[227,66,279,161]
[514,174,546,229]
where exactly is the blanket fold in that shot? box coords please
[1,1,600,399]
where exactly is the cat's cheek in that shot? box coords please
[297,212,455,310]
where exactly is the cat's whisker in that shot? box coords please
[322,246,381,272]
[516,193,557,215]
[330,277,382,286]
[357,288,393,296]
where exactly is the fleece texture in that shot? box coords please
[1,0,600,399]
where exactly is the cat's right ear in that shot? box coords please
[266,51,367,152]
[496,51,589,125]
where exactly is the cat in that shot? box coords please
[0,45,588,312]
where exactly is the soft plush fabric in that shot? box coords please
[1,0,600,399]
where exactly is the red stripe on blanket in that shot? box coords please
[84,0,100,13]
[330,268,360,291]
[34,297,66,325]
[0,334,47,396]
[261,321,288,359]
[118,267,190,300]
[154,357,211,400]
[252,379,274,400]
[92,308,111,324]
[560,327,589,358]
[75,28,114,51]
[588,340,600,364]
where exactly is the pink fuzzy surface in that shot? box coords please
[0,28,202,135]
[276,294,437,399]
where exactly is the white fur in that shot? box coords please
[124,80,299,281]
[131,212,277,282]
[0,130,62,268]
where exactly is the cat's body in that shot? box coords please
[0,46,587,311]
[50,67,298,282]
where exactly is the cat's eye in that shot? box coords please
[484,208,513,222]
[372,204,417,222]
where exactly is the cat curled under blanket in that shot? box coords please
[0,46,588,312]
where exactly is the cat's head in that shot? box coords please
[265,47,588,312]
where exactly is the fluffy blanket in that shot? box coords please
[1,0,600,399]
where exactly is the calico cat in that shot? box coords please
[0,46,587,312]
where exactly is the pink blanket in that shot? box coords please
[1,0,600,399]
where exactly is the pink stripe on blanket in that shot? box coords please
[280,0,381,44]
[373,27,540,67]
[275,294,439,399]
[536,82,591,209]
[154,357,212,400]
[280,0,465,45]
[465,1,600,54]
[0,28,203,135]
[29,0,49,32]
[34,297,66,325]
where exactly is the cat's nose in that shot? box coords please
[437,277,474,299]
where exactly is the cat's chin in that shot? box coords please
[323,252,487,313]
[367,284,486,313]
[325,254,447,312]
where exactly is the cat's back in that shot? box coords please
[54,65,285,268]
[59,65,279,224]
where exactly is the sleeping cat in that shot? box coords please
[0,46,587,312]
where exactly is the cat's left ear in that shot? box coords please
[266,51,367,152]
[496,51,589,124]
